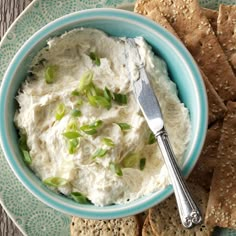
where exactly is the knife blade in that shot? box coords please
[126,38,164,134]
[125,38,202,228]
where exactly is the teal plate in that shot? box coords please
[0,0,236,235]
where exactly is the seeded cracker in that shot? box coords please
[70,216,139,236]
[188,121,222,191]
[217,102,236,163]
[217,4,236,75]
[137,210,149,230]
[205,102,236,228]
[145,8,179,38]
[201,71,227,124]
[142,215,157,236]
[193,75,225,123]
[201,8,218,34]
[135,0,236,101]
[149,183,213,235]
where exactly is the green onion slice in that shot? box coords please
[43,177,68,187]
[87,94,111,110]
[71,109,82,117]
[45,65,57,84]
[71,90,80,96]
[87,94,97,107]
[113,93,127,105]
[109,162,123,176]
[21,149,32,165]
[91,120,103,128]
[68,139,79,154]
[89,52,101,66]
[80,125,97,135]
[121,152,140,168]
[66,120,78,131]
[19,132,28,150]
[92,148,107,159]
[78,70,94,92]
[63,131,81,139]
[94,95,111,110]
[102,137,115,147]
[80,120,103,135]
[115,122,131,131]
[18,131,32,165]
[140,158,146,170]
[104,87,113,102]
[71,192,91,204]
[148,132,156,144]
[87,83,97,96]
[104,88,128,106]
[55,103,65,121]
[85,82,103,97]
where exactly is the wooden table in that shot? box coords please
[0,1,33,235]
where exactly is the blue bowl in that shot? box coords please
[0,8,207,219]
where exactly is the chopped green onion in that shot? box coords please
[68,139,79,154]
[87,94,111,110]
[78,70,94,92]
[89,52,101,66]
[94,96,111,109]
[116,122,131,131]
[92,148,107,159]
[21,149,32,165]
[66,120,78,131]
[19,132,28,150]
[84,82,103,97]
[87,83,97,96]
[45,65,57,84]
[121,152,140,168]
[87,94,97,107]
[71,109,82,117]
[104,87,113,102]
[18,131,32,165]
[71,192,91,204]
[148,132,156,144]
[113,93,127,105]
[140,158,146,170]
[80,120,103,135]
[55,103,65,121]
[80,125,97,135]
[71,90,80,96]
[43,177,68,187]
[63,131,81,139]
[104,88,127,106]
[102,137,115,147]
[91,120,103,128]
[109,162,123,176]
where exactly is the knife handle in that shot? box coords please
[155,128,202,228]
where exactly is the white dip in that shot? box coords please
[15,28,191,206]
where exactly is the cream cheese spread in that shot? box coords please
[14,28,191,206]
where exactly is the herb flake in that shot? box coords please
[43,177,68,187]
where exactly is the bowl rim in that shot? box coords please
[0,8,208,219]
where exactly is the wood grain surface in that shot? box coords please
[0,1,33,235]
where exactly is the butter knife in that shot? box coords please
[125,38,202,228]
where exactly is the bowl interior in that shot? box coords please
[0,9,207,218]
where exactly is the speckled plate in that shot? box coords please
[0,0,236,235]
